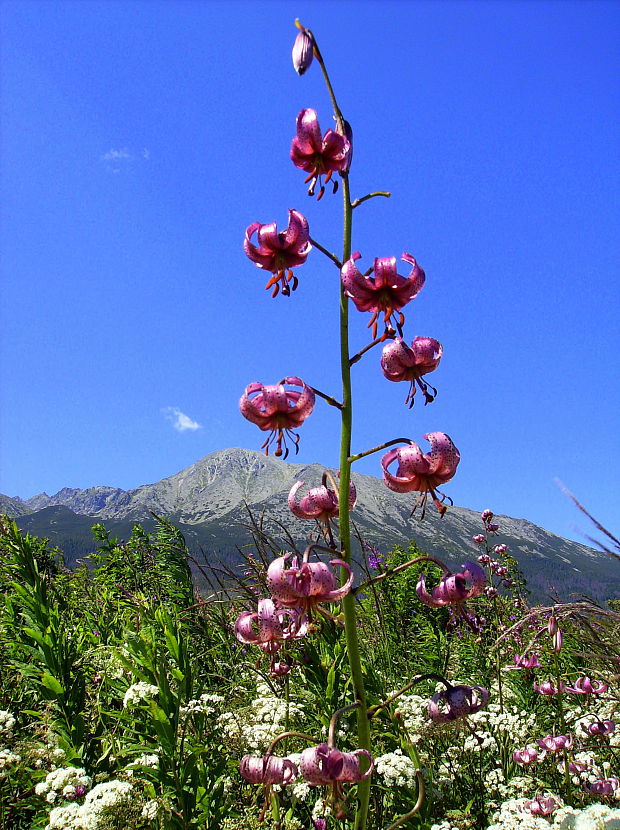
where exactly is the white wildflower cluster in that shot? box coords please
[0,710,16,736]
[392,693,433,743]
[566,750,604,786]
[84,648,126,681]
[0,748,21,777]
[488,798,620,830]
[141,799,159,821]
[312,798,332,820]
[487,796,557,830]
[45,780,134,830]
[122,681,159,708]
[217,681,306,752]
[35,767,92,804]
[430,822,460,830]
[180,693,225,718]
[469,702,537,745]
[375,749,419,788]
[125,753,159,776]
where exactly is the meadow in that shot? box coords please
[1,510,619,829]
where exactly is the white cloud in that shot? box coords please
[162,407,202,433]
[101,147,132,162]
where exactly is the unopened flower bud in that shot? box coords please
[292,28,314,75]
[473,534,485,544]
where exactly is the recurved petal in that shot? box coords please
[338,750,374,782]
[257,598,284,641]
[317,558,353,601]
[282,209,310,250]
[372,256,398,290]
[257,221,283,252]
[401,252,426,296]
[295,108,324,154]
[423,432,460,479]
[234,611,262,644]
[416,572,446,607]
[381,447,424,493]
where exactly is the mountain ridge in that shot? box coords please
[3,448,615,603]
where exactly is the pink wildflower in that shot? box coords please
[427,684,489,723]
[290,109,351,198]
[416,561,486,609]
[239,376,315,458]
[380,336,442,407]
[341,251,425,338]
[381,432,460,517]
[244,209,311,297]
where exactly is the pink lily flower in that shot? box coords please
[506,652,542,671]
[584,720,616,737]
[427,684,489,724]
[381,336,442,407]
[288,475,357,523]
[240,754,298,785]
[381,432,460,517]
[533,679,566,696]
[537,734,574,752]
[299,744,373,785]
[416,561,486,609]
[523,796,556,817]
[567,761,591,776]
[234,598,308,646]
[290,109,351,199]
[341,251,425,338]
[244,209,312,297]
[513,747,544,765]
[481,509,494,522]
[267,546,353,621]
[587,776,619,796]
[239,376,315,459]
[567,676,608,695]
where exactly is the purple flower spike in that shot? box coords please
[291,109,351,199]
[292,28,314,75]
[239,376,315,459]
[244,209,311,297]
[416,561,486,609]
[380,336,442,407]
[240,754,298,785]
[537,734,574,752]
[524,796,556,817]
[567,676,608,695]
[299,744,373,785]
[341,251,425,338]
[381,432,460,517]
[427,684,489,724]
[533,679,566,696]
[288,475,356,524]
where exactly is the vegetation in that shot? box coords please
[1,513,619,829]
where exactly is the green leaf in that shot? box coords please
[41,673,64,695]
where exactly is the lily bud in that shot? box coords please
[292,30,314,75]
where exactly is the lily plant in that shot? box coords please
[235,19,489,830]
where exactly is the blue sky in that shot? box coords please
[1,0,618,546]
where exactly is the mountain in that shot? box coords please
[4,448,616,602]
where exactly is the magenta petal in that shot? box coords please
[295,108,323,154]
